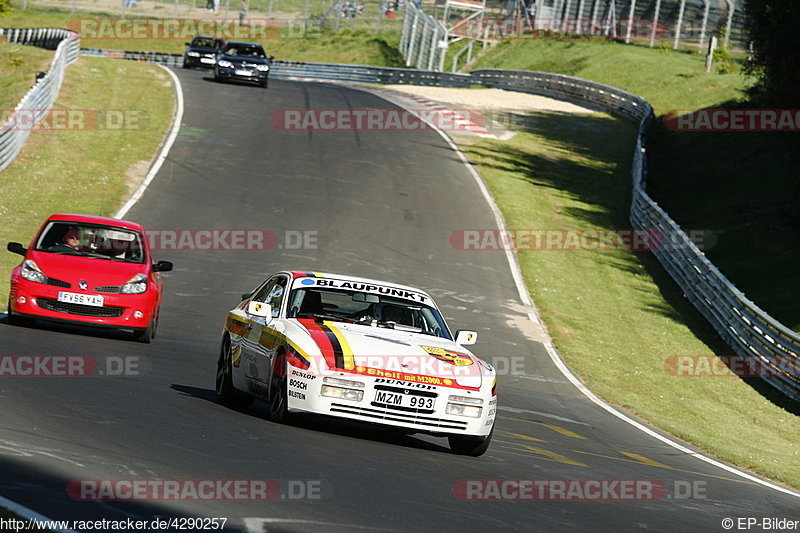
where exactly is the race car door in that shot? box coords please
[240,274,288,399]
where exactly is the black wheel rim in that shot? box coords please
[216,344,230,394]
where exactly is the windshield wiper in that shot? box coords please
[375,321,425,334]
[296,312,356,324]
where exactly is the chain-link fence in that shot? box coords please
[399,3,448,69]
[407,0,748,73]
[0,28,81,172]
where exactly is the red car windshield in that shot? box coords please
[34,222,146,264]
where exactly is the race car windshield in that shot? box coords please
[224,45,266,58]
[191,38,220,48]
[287,288,452,340]
[35,222,146,263]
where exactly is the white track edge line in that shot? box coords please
[115,64,184,219]
[372,87,800,499]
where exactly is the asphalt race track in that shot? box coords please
[1,68,798,532]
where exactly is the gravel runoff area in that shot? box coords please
[381,85,597,114]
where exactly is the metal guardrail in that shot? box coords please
[0,28,81,172]
[79,48,476,87]
[66,46,800,401]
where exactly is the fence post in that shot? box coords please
[624,0,635,43]
[672,0,685,50]
[723,0,734,48]
[705,34,717,73]
[648,0,661,47]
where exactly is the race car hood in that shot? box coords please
[26,250,149,287]
[293,319,484,388]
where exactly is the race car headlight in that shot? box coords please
[448,395,483,405]
[218,60,233,68]
[446,403,483,418]
[321,377,364,402]
[446,396,484,418]
[187,51,200,57]
[121,274,148,294]
[21,260,46,284]
[256,64,270,71]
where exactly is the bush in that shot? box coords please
[743,0,800,105]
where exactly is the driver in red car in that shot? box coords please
[61,227,81,250]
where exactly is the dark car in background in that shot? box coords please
[183,36,225,69]
[214,41,273,88]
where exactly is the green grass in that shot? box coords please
[458,112,800,490]
[647,126,800,332]
[467,37,800,347]
[0,40,53,110]
[1,4,405,64]
[469,39,751,115]
[267,27,403,65]
[0,56,175,310]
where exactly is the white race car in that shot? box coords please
[216,271,496,456]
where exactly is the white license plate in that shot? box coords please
[57,292,104,307]
[374,391,435,410]
[234,69,252,76]
[200,57,215,64]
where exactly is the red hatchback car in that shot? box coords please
[6,214,172,343]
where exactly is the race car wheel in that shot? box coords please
[448,428,493,457]
[259,78,268,88]
[267,351,291,423]
[6,297,33,327]
[216,339,253,409]
[182,60,189,69]
[133,316,154,344]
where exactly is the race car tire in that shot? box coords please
[259,78,268,88]
[267,351,291,423]
[6,297,33,327]
[182,60,190,69]
[448,427,493,457]
[133,315,155,344]
[216,338,254,409]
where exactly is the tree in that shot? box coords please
[743,0,800,105]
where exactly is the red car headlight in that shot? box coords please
[121,274,148,294]
[20,260,47,284]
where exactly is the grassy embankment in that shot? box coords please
[458,39,799,489]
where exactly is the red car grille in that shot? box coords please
[37,298,125,318]
[45,277,71,288]
[94,285,123,294]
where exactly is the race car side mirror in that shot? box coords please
[455,330,477,345]
[247,301,272,319]
[7,242,26,256]
[152,261,173,272]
